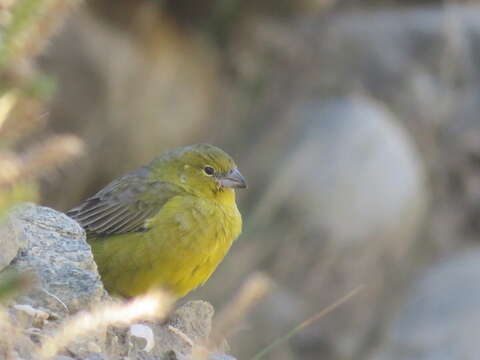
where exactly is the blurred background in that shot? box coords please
[3,0,480,359]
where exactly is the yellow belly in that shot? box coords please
[88,195,242,298]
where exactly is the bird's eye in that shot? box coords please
[203,166,215,176]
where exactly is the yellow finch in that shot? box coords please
[67,144,246,298]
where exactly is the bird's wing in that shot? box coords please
[67,167,184,236]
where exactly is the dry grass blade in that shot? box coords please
[250,284,365,360]
[0,134,84,187]
[0,152,21,187]
[207,273,272,351]
[0,96,48,142]
[37,290,175,360]
[1,0,81,69]
[0,91,18,130]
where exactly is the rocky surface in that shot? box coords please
[0,213,22,270]
[373,249,480,360]
[7,204,105,314]
[0,204,230,360]
[124,301,215,360]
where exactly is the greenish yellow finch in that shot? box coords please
[68,144,246,298]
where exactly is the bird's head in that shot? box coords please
[152,144,247,200]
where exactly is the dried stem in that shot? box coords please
[208,273,272,350]
[250,284,365,360]
[37,291,175,360]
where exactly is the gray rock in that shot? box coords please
[84,353,107,360]
[7,204,105,314]
[374,249,480,360]
[208,354,237,360]
[0,203,225,359]
[285,97,427,247]
[168,300,214,343]
[9,304,50,330]
[126,300,216,360]
[0,214,23,271]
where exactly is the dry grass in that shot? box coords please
[0,274,272,359]
[191,273,272,360]
[250,284,365,360]
[36,291,175,359]
[0,0,85,216]
[0,290,174,359]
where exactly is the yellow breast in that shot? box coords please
[89,191,242,298]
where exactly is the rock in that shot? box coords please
[129,323,155,352]
[168,300,214,343]
[373,249,480,360]
[284,96,427,247]
[11,304,50,329]
[7,204,106,314]
[83,354,107,360]
[286,98,426,358]
[67,334,107,360]
[126,300,216,359]
[0,205,229,359]
[208,354,237,360]
[0,214,22,270]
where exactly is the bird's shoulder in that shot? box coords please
[67,166,186,236]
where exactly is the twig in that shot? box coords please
[250,284,365,360]
[41,288,69,313]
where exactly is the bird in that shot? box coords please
[67,144,246,298]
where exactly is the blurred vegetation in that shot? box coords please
[0,0,83,218]
[0,0,83,304]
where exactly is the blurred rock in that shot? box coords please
[373,249,480,360]
[7,204,105,314]
[266,96,426,249]
[215,96,428,360]
[289,97,426,347]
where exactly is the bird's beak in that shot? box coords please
[219,168,247,189]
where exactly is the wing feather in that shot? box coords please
[73,203,123,221]
[83,207,131,232]
[67,167,184,238]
